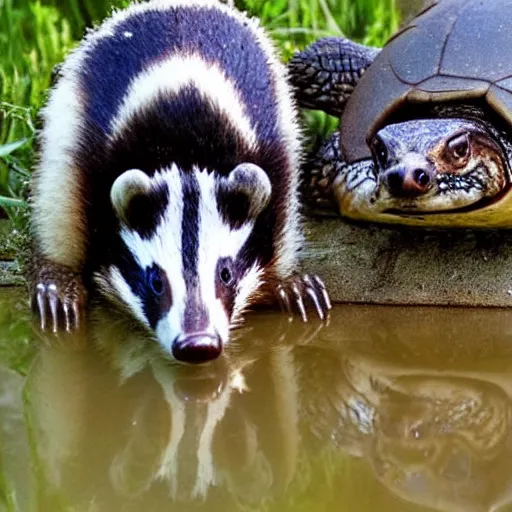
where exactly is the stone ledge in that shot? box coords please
[3,219,512,306]
[301,218,512,307]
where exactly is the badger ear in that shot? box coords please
[111,169,152,226]
[218,163,272,225]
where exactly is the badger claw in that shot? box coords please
[276,284,292,316]
[62,300,72,332]
[31,265,85,334]
[312,274,332,310]
[47,284,59,333]
[303,275,324,320]
[291,282,308,322]
[35,283,47,331]
[275,274,331,322]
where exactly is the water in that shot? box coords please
[2,288,512,511]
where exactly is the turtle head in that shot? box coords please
[370,118,509,213]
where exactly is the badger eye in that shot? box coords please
[372,137,388,167]
[148,266,164,296]
[220,267,232,284]
[447,132,470,163]
[217,257,235,287]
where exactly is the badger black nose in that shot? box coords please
[172,334,222,364]
[385,167,433,197]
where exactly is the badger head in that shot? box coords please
[97,163,272,364]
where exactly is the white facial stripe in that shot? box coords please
[108,267,148,326]
[195,169,257,343]
[155,308,184,352]
[117,166,186,344]
[110,54,258,150]
[196,171,229,341]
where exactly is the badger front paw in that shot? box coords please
[275,274,331,322]
[31,264,86,333]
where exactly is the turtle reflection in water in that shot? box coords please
[289,0,512,228]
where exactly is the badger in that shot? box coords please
[30,0,331,363]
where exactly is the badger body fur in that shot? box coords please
[31,0,330,362]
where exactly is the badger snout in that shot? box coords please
[172,333,222,364]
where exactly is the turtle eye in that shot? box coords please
[372,137,388,167]
[446,132,470,164]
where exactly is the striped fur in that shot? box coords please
[32,0,303,354]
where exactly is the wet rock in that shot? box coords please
[301,218,512,307]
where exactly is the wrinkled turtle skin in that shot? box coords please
[289,0,512,228]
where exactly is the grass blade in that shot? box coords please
[0,197,27,209]
[0,139,28,158]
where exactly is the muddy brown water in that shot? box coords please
[2,288,512,511]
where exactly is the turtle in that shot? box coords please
[288,0,512,228]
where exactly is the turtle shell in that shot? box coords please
[341,0,512,164]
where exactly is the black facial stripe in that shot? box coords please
[125,181,169,239]
[215,184,250,229]
[238,206,274,272]
[113,244,172,328]
[143,263,172,328]
[215,257,237,318]
[181,172,201,284]
[180,172,212,333]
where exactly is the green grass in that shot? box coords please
[0,0,75,228]
[0,0,401,228]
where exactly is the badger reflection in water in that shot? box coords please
[23,305,512,511]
